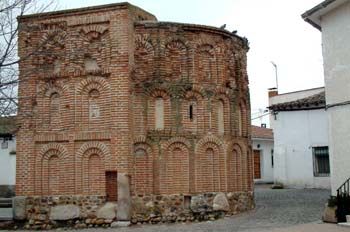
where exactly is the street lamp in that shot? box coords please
[271,61,278,90]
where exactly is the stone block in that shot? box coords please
[13,196,27,220]
[49,204,80,220]
[322,204,337,223]
[97,202,117,219]
[190,195,212,213]
[117,173,131,221]
[111,221,131,227]
[213,193,229,211]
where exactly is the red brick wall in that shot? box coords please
[17,3,252,198]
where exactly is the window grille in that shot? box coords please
[313,146,330,177]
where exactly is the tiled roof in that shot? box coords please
[251,125,273,140]
[269,91,325,111]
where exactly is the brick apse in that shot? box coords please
[16,3,253,224]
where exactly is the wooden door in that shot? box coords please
[105,171,118,202]
[253,150,261,179]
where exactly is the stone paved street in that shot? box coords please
[108,185,331,232]
[8,185,338,232]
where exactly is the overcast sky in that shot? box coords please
[56,0,324,126]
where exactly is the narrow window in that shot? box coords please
[218,100,224,135]
[155,97,164,130]
[271,149,274,168]
[189,104,193,120]
[313,146,330,177]
[189,100,197,121]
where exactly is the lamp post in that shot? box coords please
[271,61,278,90]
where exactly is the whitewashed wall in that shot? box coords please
[252,139,274,183]
[272,109,330,189]
[0,138,16,186]
[321,1,350,195]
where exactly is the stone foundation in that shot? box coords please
[131,192,254,223]
[16,192,253,228]
[25,195,106,222]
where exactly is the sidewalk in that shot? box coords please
[267,222,350,232]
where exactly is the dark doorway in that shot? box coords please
[253,150,261,179]
[105,171,118,202]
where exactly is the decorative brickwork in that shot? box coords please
[17,2,252,223]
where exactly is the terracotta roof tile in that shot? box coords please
[251,125,273,140]
[269,91,325,111]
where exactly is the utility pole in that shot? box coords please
[271,61,278,90]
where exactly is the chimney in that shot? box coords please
[268,87,278,98]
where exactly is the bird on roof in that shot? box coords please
[220,24,226,29]
[232,30,237,34]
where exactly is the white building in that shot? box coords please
[0,117,16,197]
[303,0,350,196]
[269,87,331,189]
[251,125,274,184]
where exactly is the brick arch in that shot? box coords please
[76,141,111,165]
[195,135,224,153]
[162,37,189,80]
[226,142,244,192]
[81,25,108,35]
[183,91,205,133]
[214,89,231,136]
[160,141,190,194]
[190,85,206,98]
[185,90,204,100]
[135,34,154,52]
[39,29,67,48]
[163,137,191,150]
[195,138,226,193]
[39,143,69,159]
[163,36,190,50]
[195,43,217,83]
[133,142,153,194]
[76,76,110,95]
[76,76,112,130]
[148,88,170,100]
[133,135,148,144]
[195,43,216,56]
[35,143,69,195]
[238,100,249,137]
[135,34,155,82]
[76,141,111,195]
[36,80,70,130]
[38,80,69,97]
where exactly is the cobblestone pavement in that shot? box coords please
[10,185,333,232]
[92,185,331,232]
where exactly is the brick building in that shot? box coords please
[16,3,253,223]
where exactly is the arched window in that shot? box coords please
[218,100,224,135]
[50,92,60,125]
[89,89,100,120]
[189,100,197,121]
[155,97,164,130]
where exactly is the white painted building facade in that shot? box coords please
[0,136,16,197]
[303,0,350,195]
[0,117,17,197]
[252,126,274,183]
[269,88,331,189]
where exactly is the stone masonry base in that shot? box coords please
[14,192,254,229]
